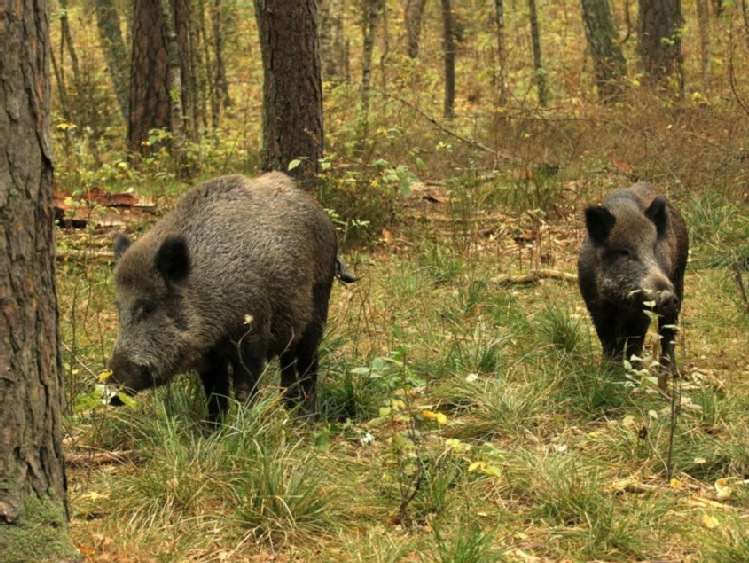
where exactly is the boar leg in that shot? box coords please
[199,348,231,426]
[232,338,264,404]
[294,325,322,418]
[280,350,300,407]
[596,314,649,366]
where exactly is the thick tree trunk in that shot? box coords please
[255,0,324,185]
[638,0,683,92]
[128,0,171,153]
[94,0,130,121]
[528,0,549,106]
[0,1,76,560]
[128,0,193,156]
[441,0,456,118]
[580,0,628,102]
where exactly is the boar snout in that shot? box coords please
[108,353,153,395]
[654,290,679,316]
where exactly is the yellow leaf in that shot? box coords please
[670,478,684,488]
[702,514,720,529]
[468,461,482,473]
[391,399,407,411]
[79,491,110,502]
[423,410,448,424]
[98,370,112,382]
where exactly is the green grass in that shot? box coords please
[63,181,749,562]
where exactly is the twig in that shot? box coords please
[728,26,749,119]
[490,269,578,285]
[371,88,517,161]
[731,254,749,316]
[65,450,139,466]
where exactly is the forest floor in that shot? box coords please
[59,175,749,562]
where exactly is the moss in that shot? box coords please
[0,493,78,562]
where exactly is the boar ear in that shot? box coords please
[156,236,190,284]
[585,205,616,245]
[645,197,669,238]
[113,234,132,261]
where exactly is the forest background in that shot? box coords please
[27,0,749,560]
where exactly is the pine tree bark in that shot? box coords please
[580,0,627,102]
[638,0,683,92]
[128,0,192,156]
[255,0,324,185]
[94,0,130,121]
[0,1,76,560]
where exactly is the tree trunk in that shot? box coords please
[405,0,427,58]
[441,0,456,118]
[357,0,385,148]
[128,0,171,154]
[0,2,76,560]
[528,0,549,106]
[637,0,683,92]
[696,0,710,90]
[255,0,324,186]
[59,0,82,96]
[210,0,231,129]
[128,0,194,157]
[494,0,509,105]
[580,0,628,102]
[94,0,130,122]
[320,0,348,82]
[158,0,186,145]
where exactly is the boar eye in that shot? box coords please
[134,299,157,320]
[608,247,633,260]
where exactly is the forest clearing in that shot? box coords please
[2,0,749,561]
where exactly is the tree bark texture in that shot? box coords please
[255,0,324,184]
[128,0,193,155]
[528,0,549,106]
[441,0,456,118]
[405,0,427,58]
[94,0,130,121]
[0,1,76,559]
[637,0,683,91]
[580,0,627,102]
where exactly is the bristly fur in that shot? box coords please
[109,172,345,424]
[577,182,689,389]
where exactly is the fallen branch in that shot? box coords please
[490,269,578,285]
[65,450,139,466]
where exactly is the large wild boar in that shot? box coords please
[577,182,689,389]
[108,173,356,423]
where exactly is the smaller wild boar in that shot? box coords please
[577,182,689,389]
[108,173,355,424]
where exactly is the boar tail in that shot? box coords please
[335,258,358,284]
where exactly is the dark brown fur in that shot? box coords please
[109,173,352,423]
[578,182,689,388]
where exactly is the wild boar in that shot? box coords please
[108,172,355,423]
[577,182,689,389]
